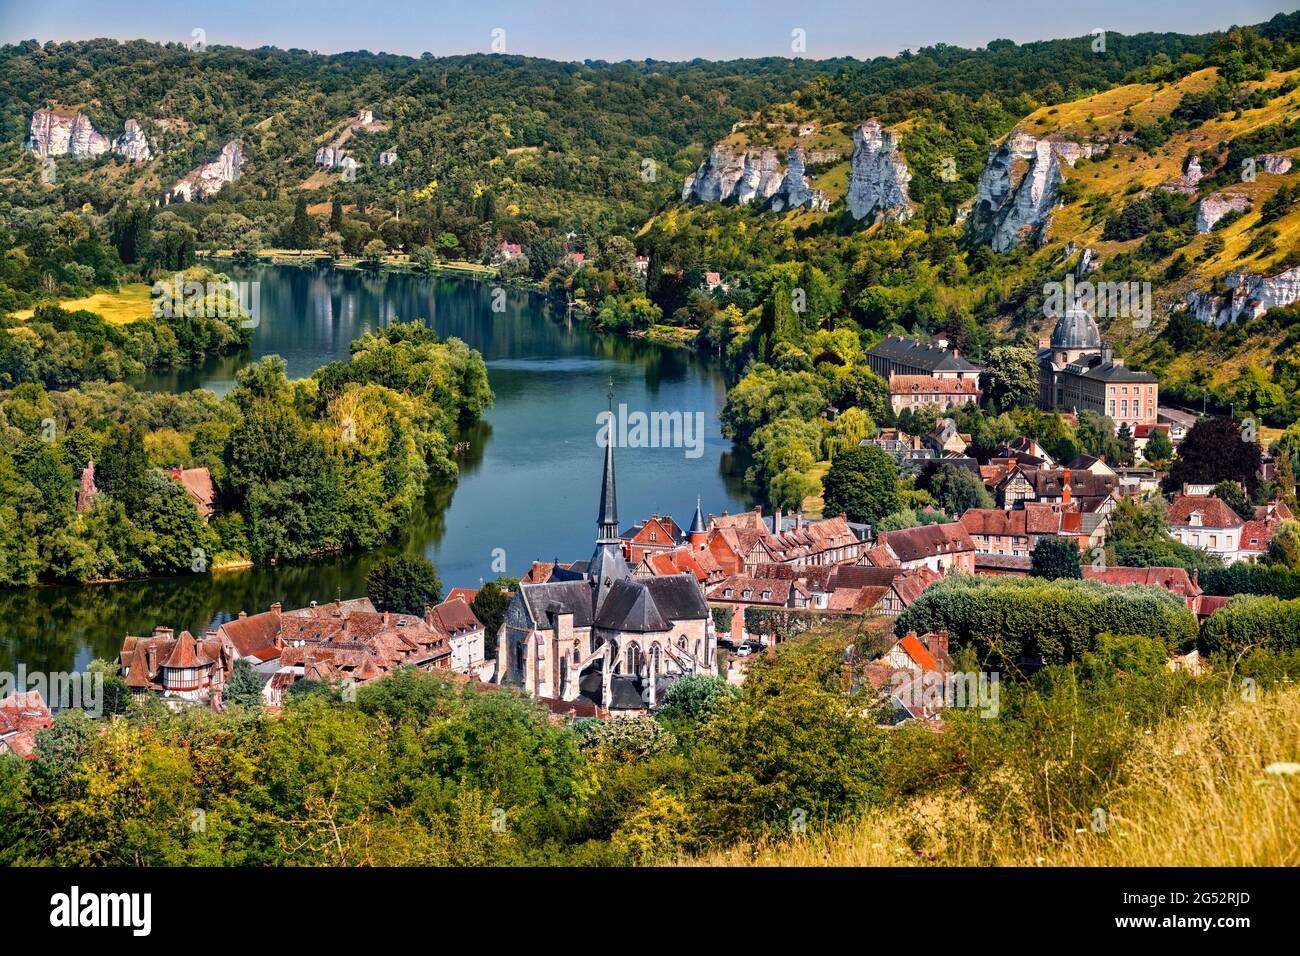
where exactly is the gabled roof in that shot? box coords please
[1167,495,1244,528]
[882,523,975,562]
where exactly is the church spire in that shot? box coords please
[597,379,619,543]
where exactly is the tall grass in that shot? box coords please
[689,684,1300,867]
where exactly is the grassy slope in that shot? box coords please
[690,683,1300,867]
[12,282,154,323]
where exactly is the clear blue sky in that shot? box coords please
[0,0,1292,61]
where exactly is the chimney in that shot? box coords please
[238,610,247,619]
[1062,468,1072,506]
[1191,567,1199,589]
[775,506,782,531]
[271,602,282,614]
[924,630,949,661]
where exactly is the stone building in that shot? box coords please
[1037,310,1158,431]
[497,417,715,712]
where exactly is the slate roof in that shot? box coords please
[868,336,981,373]
[596,578,669,632]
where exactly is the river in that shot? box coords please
[1,263,755,675]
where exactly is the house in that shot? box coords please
[861,630,953,722]
[494,242,524,264]
[961,503,1085,557]
[1157,407,1197,445]
[888,374,982,415]
[763,510,867,568]
[874,523,976,575]
[425,597,486,673]
[378,149,397,166]
[703,271,727,292]
[497,428,715,712]
[621,512,688,564]
[1082,565,1219,617]
[1067,454,1116,479]
[1166,494,1245,564]
[925,418,970,455]
[0,691,53,759]
[706,574,808,643]
[1239,500,1294,561]
[120,627,227,702]
[166,466,217,520]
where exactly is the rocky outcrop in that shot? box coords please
[683,144,777,203]
[846,120,912,222]
[111,119,152,163]
[315,143,347,168]
[1159,155,1203,196]
[171,140,242,202]
[733,148,784,205]
[1186,265,1300,327]
[966,131,1098,252]
[24,108,110,158]
[1195,192,1250,233]
[682,143,829,212]
[1260,153,1293,174]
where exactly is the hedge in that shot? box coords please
[1199,564,1300,600]
[894,575,1198,662]
[1199,594,1300,655]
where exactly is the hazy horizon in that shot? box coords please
[0,0,1293,63]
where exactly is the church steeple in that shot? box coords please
[597,379,619,543]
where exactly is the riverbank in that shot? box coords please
[199,248,498,279]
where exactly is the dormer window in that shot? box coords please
[762,590,771,600]
[724,589,733,598]
[742,589,752,599]
[1190,511,1202,527]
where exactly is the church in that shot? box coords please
[496,414,716,713]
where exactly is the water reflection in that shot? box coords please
[1,264,754,674]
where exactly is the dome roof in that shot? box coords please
[1051,309,1101,350]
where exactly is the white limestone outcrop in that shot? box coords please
[24,108,110,158]
[1185,265,1300,327]
[845,120,912,222]
[1195,192,1250,233]
[171,140,242,202]
[112,119,152,163]
[967,131,1098,252]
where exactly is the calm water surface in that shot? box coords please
[1,264,754,673]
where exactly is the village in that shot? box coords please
[3,321,1291,754]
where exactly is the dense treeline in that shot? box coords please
[1,621,1297,866]
[0,321,490,586]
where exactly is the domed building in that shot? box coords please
[1037,310,1158,431]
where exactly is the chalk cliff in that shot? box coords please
[967,131,1098,251]
[24,108,110,158]
[845,120,912,222]
[171,140,242,201]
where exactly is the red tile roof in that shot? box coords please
[1167,495,1244,529]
